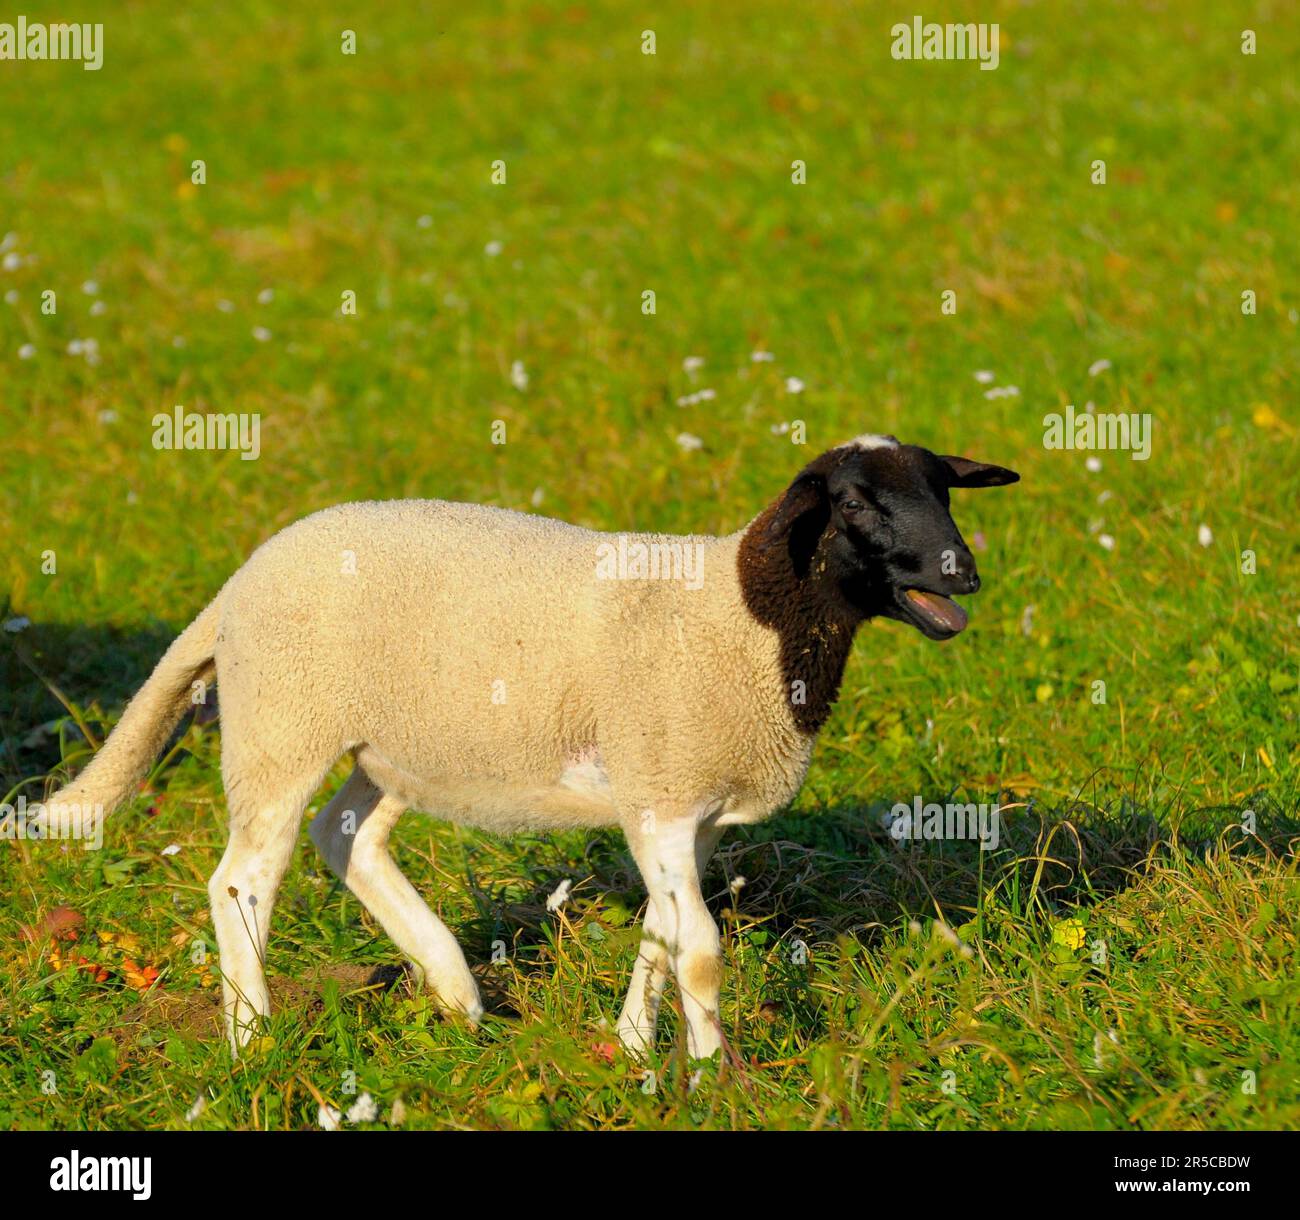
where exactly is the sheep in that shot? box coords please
[41,435,1018,1058]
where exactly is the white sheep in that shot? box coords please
[43,435,1018,1058]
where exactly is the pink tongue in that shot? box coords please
[905,589,968,633]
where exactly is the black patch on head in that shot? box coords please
[737,440,1019,734]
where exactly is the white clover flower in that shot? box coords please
[1097,489,1113,504]
[751,350,774,363]
[2,251,22,271]
[98,409,118,424]
[784,376,805,394]
[546,878,573,912]
[89,300,107,317]
[1098,533,1116,551]
[1088,359,1112,376]
[317,1105,342,1131]
[346,1092,379,1123]
[17,343,35,360]
[676,432,703,452]
[1197,523,1213,547]
[682,355,705,374]
[257,287,274,304]
[983,385,1020,400]
[484,240,503,257]
[697,387,716,401]
[509,360,529,391]
[67,340,84,356]
[417,214,433,229]
[216,299,234,313]
[252,326,272,342]
[1085,456,1102,472]
[3,289,17,304]
[82,280,100,295]
[974,370,995,384]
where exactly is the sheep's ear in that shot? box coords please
[765,472,831,577]
[942,455,1020,487]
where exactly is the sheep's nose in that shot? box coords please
[965,570,981,594]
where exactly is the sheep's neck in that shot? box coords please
[735,510,861,735]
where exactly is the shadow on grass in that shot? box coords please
[0,618,202,793]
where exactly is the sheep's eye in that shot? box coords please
[841,499,866,513]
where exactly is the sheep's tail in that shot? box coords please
[44,595,223,819]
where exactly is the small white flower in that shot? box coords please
[17,343,35,360]
[252,326,272,342]
[1197,523,1213,548]
[184,1094,207,1123]
[530,487,545,507]
[682,355,705,374]
[317,1105,342,1131]
[89,300,107,317]
[697,387,716,401]
[257,287,274,304]
[161,843,182,857]
[784,376,805,394]
[67,340,84,356]
[1097,489,1113,504]
[216,299,234,313]
[3,289,17,304]
[751,350,774,363]
[771,421,791,434]
[0,232,16,251]
[676,392,699,407]
[728,875,747,896]
[98,409,118,424]
[1098,533,1116,551]
[1085,456,1102,472]
[346,1092,379,1123]
[974,370,995,384]
[1088,359,1112,377]
[484,240,503,257]
[546,878,573,912]
[984,385,1020,400]
[82,280,99,295]
[417,214,433,229]
[509,359,528,391]
[676,432,703,452]
[2,251,22,271]
[3,616,32,633]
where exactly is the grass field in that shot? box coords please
[1,0,1297,1130]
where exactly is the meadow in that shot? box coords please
[1,0,1297,1130]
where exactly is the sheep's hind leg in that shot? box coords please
[309,769,482,1023]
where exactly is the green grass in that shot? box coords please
[1,0,1297,1130]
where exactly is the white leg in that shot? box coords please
[209,777,315,1051]
[310,770,482,1022]
[619,813,724,1059]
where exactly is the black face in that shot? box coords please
[773,439,1020,640]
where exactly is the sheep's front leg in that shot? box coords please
[619,814,724,1059]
